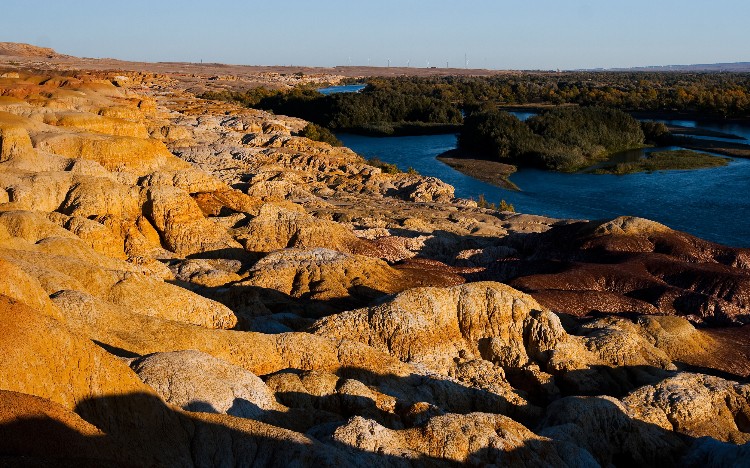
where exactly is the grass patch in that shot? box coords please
[476,194,515,212]
[367,157,401,174]
[595,149,730,175]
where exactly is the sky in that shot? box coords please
[2,0,749,70]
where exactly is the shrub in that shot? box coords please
[368,157,401,174]
[476,194,492,209]
[641,121,670,144]
[476,195,515,212]
[498,200,515,212]
[298,123,342,146]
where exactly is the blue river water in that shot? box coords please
[319,85,750,246]
[318,84,366,95]
[337,132,750,248]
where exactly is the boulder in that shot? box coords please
[623,373,750,443]
[131,350,282,418]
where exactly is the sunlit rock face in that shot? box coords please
[0,62,748,466]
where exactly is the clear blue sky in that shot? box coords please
[2,0,749,70]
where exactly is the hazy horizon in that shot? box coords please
[2,0,749,70]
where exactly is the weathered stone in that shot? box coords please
[131,350,282,418]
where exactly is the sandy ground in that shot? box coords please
[0,51,520,94]
[437,150,519,190]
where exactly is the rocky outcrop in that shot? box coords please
[311,282,581,374]
[242,248,410,302]
[1,66,749,466]
[234,203,381,256]
[323,413,598,466]
[0,213,238,329]
[622,373,750,443]
[473,216,750,325]
[0,42,62,58]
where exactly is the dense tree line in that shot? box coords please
[202,72,750,138]
[458,107,645,171]
[200,85,462,135]
[365,72,750,118]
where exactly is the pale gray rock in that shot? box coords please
[131,350,281,419]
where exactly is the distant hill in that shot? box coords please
[0,42,62,58]
[604,62,750,72]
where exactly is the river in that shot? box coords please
[318,84,366,95]
[337,131,750,247]
[319,86,750,247]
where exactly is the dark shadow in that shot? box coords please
[0,385,534,466]
[2,361,744,467]
[91,340,140,359]
[555,364,673,398]
[533,395,693,467]
[0,413,126,467]
[185,247,258,262]
[166,276,406,330]
[185,400,221,414]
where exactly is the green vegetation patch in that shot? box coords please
[298,123,342,146]
[594,149,730,174]
[476,194,515,212]
[201,84,463,136]
[458,107,645,172]
[367,157,401,174]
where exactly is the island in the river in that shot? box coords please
[436,149,519,190]
[444,108,740,184]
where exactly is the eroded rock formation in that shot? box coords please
[0,63,748,467]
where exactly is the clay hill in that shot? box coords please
[0,50,749,466]
[0,42,63,59]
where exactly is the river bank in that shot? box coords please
[436,149,519,190]
[592,149,730,174]
[673,136,750,158]
[438,144,737,183]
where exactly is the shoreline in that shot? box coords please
[591,149,731,175]
[436,149,520,191]
[439,143,743,183]
[671,137,750,159]
[665,124,745,140]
